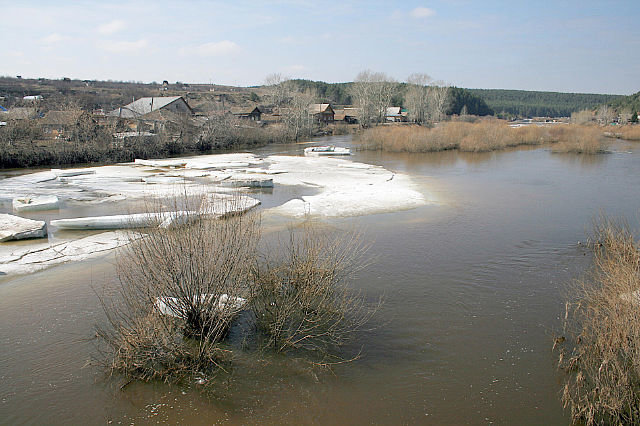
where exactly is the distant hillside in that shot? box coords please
[468,89,623,118]
[608,91,640,112]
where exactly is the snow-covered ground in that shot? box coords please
[0,152,432,275]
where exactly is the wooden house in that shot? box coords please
[230,106,262,121]
[109,96,193,119]
[309,103,334,123]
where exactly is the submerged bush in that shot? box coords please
[98,194,260,382]
[97,193,376,383]
[251,222,375,356]
[555,216,640,425]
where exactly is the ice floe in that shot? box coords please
[0,150,431,274]
[0,214,47,242]
[0,231,132,275]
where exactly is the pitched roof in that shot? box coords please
[309,103,333,114]
[109,96,185,118]
[386,107,402,116]
[230,106,261,115]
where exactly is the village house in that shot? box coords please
[40,110,85,139]
[343,107,360,124]
[309,103,334,123]
[108,96,194,132]
[230,106,262,121]
[109,96,193,119]
[386,107,408,122]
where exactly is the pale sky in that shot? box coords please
[1,0,638,94]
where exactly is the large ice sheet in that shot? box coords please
[263,156,428,217]
[0,151,430,274]
[0,231,132,275]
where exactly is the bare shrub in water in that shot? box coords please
[97,192,260,382]
[555,216,640,425]
[251,222,376,359]
[551,125,607,154]
[98,194,376,381]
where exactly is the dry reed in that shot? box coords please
[619,125,640,141]
[356,121,609,154]
[555,216,640,425]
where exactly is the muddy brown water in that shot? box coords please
[2,136,640,424]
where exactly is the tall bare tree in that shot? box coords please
[427,82,450,123]
[350,71,396,127]
[405,73,432,124]
[282,89,315,141]
[264,73,291,112]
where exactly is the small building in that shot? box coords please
[386,107,407,122]
[23,95,43,101]
[309,103,334,123]
[343,107,360,124]
[109,96,193,119]
[230,106,262,121]
[40,110,85,138]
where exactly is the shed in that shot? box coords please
[231,106,262,121]
[309,103,334,123]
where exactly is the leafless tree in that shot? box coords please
[405,73,432,124]
[264,73,292,112]
[282,89,315,141]
[619,109,633,125]
[597,105,615,125]
[427,82,450,123]
[350,71,396,127]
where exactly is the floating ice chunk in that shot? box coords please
[154,294,247,317]
[12,195,60,212]
[142,176,185,185]
[0,231,133,275]
[51,211,192,230]
[222,178,274,188]
[243,168,287,175]
[51,168,96,177]
[0,214,47,242]
[134,159,187,168]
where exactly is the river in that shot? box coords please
[2,135,640,424]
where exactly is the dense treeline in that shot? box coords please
[608,90,640,113]
[468,89,622,118]
[288,79,493,116]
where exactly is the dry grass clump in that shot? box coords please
[97,193,376,384]
[551,126,607,154]
[555,216,640,425]
[251,223,375,356]
[619,125,640,141]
